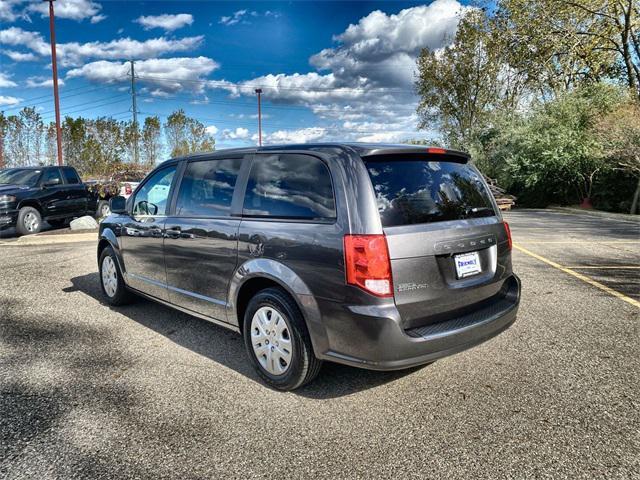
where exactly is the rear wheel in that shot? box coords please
[243,287,322,390]
[99,246,134,306]
[16,206,42,235]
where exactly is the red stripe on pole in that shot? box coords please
[48,0,63,166]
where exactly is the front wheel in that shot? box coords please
[99,246,134,306]
[243,287,322,390]
[16,206,42,235]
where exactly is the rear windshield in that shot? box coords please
[364,159,496,227]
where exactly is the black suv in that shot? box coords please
[98,144,520,390]
[0,166,97,235]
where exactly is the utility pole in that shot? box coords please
[45,0,63,166]
[130,60,139,164]
[255,88,262,147]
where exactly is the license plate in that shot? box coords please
[454,251,481,278]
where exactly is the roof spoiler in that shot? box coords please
[359,146,471,164]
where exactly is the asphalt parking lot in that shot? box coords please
[1,208,638,479]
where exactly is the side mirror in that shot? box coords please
[109,195,127,214]
[43,178,61,188]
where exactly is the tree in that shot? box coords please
[415,10,527,150]
[122,120,139,164]
[20,107,44,165]
[186,118,215,153]
[141,116,162,167]
[164,109,189,157]
[494,0,639,98]
[62,116,89,173]
[497,84,624,206]
[164,109,214,157]
[45,122,57,166]
[93,117,125,172]
[593,100,640,213]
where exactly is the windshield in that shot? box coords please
[0,169,42,186]
[364,159,496,227]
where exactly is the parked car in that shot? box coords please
[0,165,98,235]
[97,144,520,390]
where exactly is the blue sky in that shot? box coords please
[0,0,469,147]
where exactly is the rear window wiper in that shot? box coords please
[463,206,494,217]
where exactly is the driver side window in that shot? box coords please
[133,166,176,216]
[40,169,62,186]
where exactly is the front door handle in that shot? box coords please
[165,226,181,238]
[149,226,163,237]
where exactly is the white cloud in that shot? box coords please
[0,28,49,56]
[26,77,65,88]
[3,50,37,62]
[219,9,279,26]
[27,0,106,23]
[135,14,194,32]
[219,10,248,26]
[0,28,204,67]
[67,57,219,95]
[260,127,327,144]
[205,125,218,135]
[222,127,250,139]
[0,95,22,106]
[0,0,23,22]
[190,96,210,105]
[209,0,467,140]
[90,14,107,24]
[0,72,17,88]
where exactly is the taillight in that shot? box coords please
[124,183,132,195]
[503,221,512,250]
[344,234,393,297]
[427,147,446,154]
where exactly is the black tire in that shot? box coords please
[96,200,110,218]
[99,246,135,306]
[47,218,67,228]
[16,206,42,235]
[243,287,322,390]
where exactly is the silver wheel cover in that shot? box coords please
[101,256,118,298]
[250,306,293,376]
[23,212,39,232]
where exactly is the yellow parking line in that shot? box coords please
[515,240,638,244]
[513,243,640,309]
[564,266,640,269]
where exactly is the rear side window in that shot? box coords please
[62,167,81,184]
[176,158,243,217]
[364,159,496,227]
[243,154,336,220]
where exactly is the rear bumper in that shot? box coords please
[316,275,520,370]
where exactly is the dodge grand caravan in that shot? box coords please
[98,144,520,390]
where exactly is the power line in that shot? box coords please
[3,80,129,112]
[40,97,131,122]
[38,94,130,117]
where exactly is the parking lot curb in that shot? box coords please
[0,231,97,246]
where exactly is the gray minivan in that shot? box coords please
[98,144,520,390]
